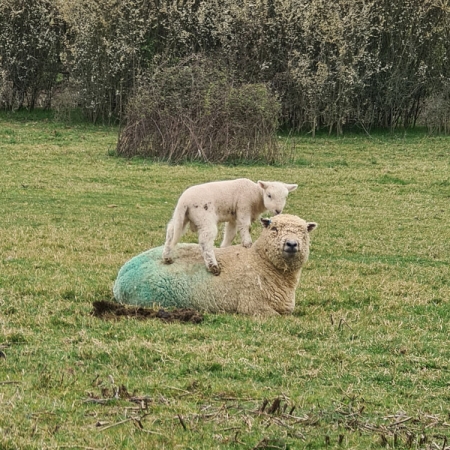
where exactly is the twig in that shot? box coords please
[267,398,281,414]
[163,385,191,394]
[271,416,306,440]
[82,398,115,405]
[234,430,245,445]
[0,381,22,384]
[252,438,268,449]
[98,418,132,431]
[219,427,242,432]
[389,416,412,427]
[139,429,166,436]
[338,318,354,331]
[178,414,187,431]
[260,399,269,412]
[57,447,99,449]
[281,413,311,423]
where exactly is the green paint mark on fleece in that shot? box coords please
[113,244,212,309]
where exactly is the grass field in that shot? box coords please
[1,112,449,449]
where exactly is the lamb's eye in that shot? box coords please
[267,194,272,199]
[271,227,278,234]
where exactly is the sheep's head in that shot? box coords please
[256,214,317,272]
[258,181,298,215]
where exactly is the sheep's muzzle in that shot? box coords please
[282,239,299,256]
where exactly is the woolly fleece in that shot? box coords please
[114,214,317,316]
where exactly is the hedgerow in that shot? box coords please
[1,0,450,133]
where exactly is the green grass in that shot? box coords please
[1,112,450,449]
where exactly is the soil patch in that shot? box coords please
[92,300,204,324]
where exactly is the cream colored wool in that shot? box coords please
[162,178,298,275]
[114,214,317,317]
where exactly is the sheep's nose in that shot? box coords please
[275,209,281,215]
[284,240,298,253]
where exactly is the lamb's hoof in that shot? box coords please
[209,265,221,276]
[162,257,174,265]
[242,242,252,249]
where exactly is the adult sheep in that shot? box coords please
[162,178,298,275]
[114,214,317,317]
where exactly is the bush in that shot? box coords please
[421,88,450,134]
[51,83,83,123]
[59,0,152,124]
[0,0,64,110]
[117,56,283,163]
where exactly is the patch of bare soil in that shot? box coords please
[92,300,204,324]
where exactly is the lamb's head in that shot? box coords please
[255,214,317,272]
[258,181,298,215]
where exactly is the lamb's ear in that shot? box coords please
[258,180,269,190]
[285,183,298,192]
[307,222,317,232]
[261,217,272,228]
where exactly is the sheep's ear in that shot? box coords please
[307,222,317,232]
[285,183,298,192]
[258,180,269,190]
[261,217,272,228]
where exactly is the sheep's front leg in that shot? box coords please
[221,221,237,247]
[237,218,252,248]
[198,224,221,275]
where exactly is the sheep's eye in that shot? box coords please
[271,226,278,234]
[267,194,272,199]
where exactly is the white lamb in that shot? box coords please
[162,178,298,275]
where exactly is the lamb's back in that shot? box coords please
[181,178,262,219]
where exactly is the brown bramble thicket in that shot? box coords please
[116,55,282,162]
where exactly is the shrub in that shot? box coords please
[421,87,450,135]
[116,56,282,164]
[59,0,152,124]
[51,83,83,123]
[0,0,64,110]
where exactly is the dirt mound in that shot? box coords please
[92,300,204,324]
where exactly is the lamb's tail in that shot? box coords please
[162,205,189,263]
[168,204,189,246]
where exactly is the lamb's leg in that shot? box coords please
[162,220,175,263]
[237,218,252,248]
[198,223,220,275]
[220,221,237,247]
